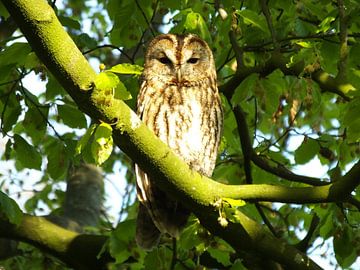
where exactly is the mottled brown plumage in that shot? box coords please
[135,34,223,249]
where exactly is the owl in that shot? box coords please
[135,33,223,249]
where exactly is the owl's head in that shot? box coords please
[143,34,216,85]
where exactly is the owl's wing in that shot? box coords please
[136,202,161,250]
[135,164,189,248]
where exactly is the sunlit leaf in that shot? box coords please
[0,191,22,225]
[91,122,113,165]
[108,64,143,75]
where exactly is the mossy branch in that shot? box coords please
[2,0,360,269]
[0,214,110,270]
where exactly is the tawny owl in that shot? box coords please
[135,33,223,249]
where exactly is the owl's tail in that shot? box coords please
[136,203,161,249]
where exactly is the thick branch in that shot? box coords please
[0,215,110,270]
[220,52,354,101]
[3,0,360,269]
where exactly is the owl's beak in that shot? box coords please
[176,68,182,82]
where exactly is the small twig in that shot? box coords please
[295,214,320,252]
[17,69,64,141]
[255,203,280,237]
[228,31,244,70]
[216,48,234,73]
[131,0,159,61]
[83,44,133,64]
[260,0,279,50]
[134,0,155,37]
[336,0,349,81]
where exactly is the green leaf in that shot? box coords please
[57,104,87,129]
[108,63,143,75]
[184,11,211,42]
[23,105,49,145]
[317,16,335,33]
[91,123,113,165]
[0,43,31,65]
[178,219,203,250]
[236,9,268,33]
[74,33,98,49]
[46,74,66,100]
[144,246,172,270]
[94,71,119,93]
[75,124,97,155]
[0,91,22,134]
[58,15,81,30]
[231,73,258,106]
[333,226,357,268]
[222,198,246,207]
[109,219,136,264]
[0,2,10,19]
[294,138,320,164]
[114,80,132,101]
[0,191,22,225]
[342,98,360,142]
[207,247,232,267]
[230,259,247,270]
[13,134,42,170]
[46,141,69,180]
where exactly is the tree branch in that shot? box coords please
[3,0,359,269]
[336,0,348,81]
[260,0,279,50]
[0,214,111,270]
[220,51,354,101]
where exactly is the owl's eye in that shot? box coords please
[187,58,199,64]
[159,57,171,64]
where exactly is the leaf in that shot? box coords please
[95,71,119,91]
[0,43,31,65]
[236,9,268,33]
[58,15,81,30]
[342,98,360,142]
[184,11,211,42]
[13,134,42,170]
[222,198,246,207]
[91,123,113,165]
[294,138,320,164]
[46,74,66,100]
[333,226,357,268]
[230,259,247,270]
[114,80,132,100]
[46,141,69,180]
[0,91,22,134]
[178,219,203,249]
[231,73,258,106]
[109,219,136,264]
[0,191,22,225]
[108,63,143,75]
[207,247,232,267]
[76,124,97,155]
[317,16,335,33]
[57,104,87,129]
[23,105,49,145]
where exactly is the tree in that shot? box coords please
[0,0,359,269]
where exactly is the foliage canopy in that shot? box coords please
[0,0,360,269]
